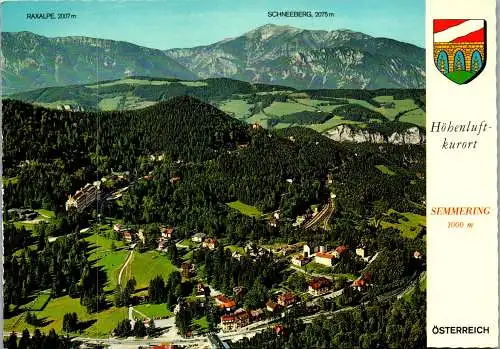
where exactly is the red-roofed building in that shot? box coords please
[152,344,176,349]
[266,300,279,313]
[274,324,287,336]
[335,245,348,256]
[161,227,174,239]
[308,277,332,296]
[277,292,296,307]
[202,238,217,250]
[220,315,236,332]
[352,273,372,291]
[215,295,237,311]
[122,230,134,242]
[314,252,336,266]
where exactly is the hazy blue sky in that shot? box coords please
[2,0,424,49]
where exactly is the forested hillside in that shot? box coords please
[3,97,424,226]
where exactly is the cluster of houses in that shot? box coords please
[7,208,38,221]
[219,291,297,332]
[190,233,218,250]
[292,243,371,267]
[55,104,85,112]
[113,223,145,244]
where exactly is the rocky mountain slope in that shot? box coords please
[165,24,425,90]
[325,124,425,145]
[1,31,197,94]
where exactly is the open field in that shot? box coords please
[399,109,426,128]
[86,78,170,88]
[125,251,178,290]
[134,303,173,319]
[3,177,19,186]
[30,292,51,311]
[264,101,315,116]
[4,295,129,338]
[227,200,263,217]
[84,234,127,292]
[380,211,426,239]
[218,99,252,119]
[98,96,122,110]
[375,165,396,176]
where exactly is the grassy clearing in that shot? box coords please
[179,81,208,87]
[227,200,263,217]
[4,295,128,338]
[192,315,208,332]
[307,116,363,133]
[246,112,269,127]
[218,99,252,119]
[178,239,199,249]
[3,177,19,186]
[98,96,122,111]
[35,209,56,219]
[372,96,421,121]
[225,245,246,254]
[264,101,315,116]
[380,210,426,239]
[86,78,170,88]
[375,165,396,176]
[13,222,35,231]
[84,234,127,292]
[134,303,172,319]
[399,109,426,128]
[30,292,51,311]
[126,251,178,290]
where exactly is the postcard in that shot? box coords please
[0,0,497,348]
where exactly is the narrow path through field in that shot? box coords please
[118,249,134,286]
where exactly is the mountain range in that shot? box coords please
[1,31,197,94]
[2,25,425,94]
[165,24,425,90]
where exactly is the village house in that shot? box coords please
[268,217,278,228]
[266,300,279,313]
[192,232,207,243]
[215,295,237,312]
[202,238,217,250]
[314,251,336,266]
[352,273,372,292]
[356,246,367,259]
[232,251,242,260]
[157,239,168,251]
[137,229,146,244]
[161,227,174,239]
[335,245,349,256]
[181,262,195,278]
[277,292,295,307]
[303,244,319,258]
[274,324,287,336]
[308,277,333,296]
[197,283,206,296]
[220,315,236,332]
[235,310,250,328]
[233,286,245,298]
[250,309,264,321]
[170,176,181,184]
[122,230,136,242]
[292,255,310,267]
[252,122,262,130]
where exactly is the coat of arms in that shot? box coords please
[433,19,486,84]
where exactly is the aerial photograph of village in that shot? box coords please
[2,1,426,348]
